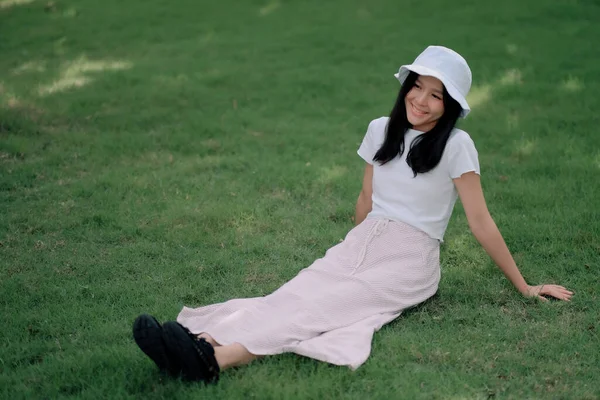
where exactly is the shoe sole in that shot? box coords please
[133,314,170,372]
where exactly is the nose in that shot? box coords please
[414,91,428,105]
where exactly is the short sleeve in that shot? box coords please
[446,132,480,179]
[357,119,378,164]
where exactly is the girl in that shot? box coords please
[133,45,573,383]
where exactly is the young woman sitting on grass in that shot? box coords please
[133,45,573,383]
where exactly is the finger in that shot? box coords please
[557,292,571,301]
[546,284,570,292]
[557,287,574,295]
[552,290,571,300]
[542,289,567,301]
[537,295,549,302]
[542,286,573,296]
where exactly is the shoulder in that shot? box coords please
[366,116,389,138]
[443,128,480,175]
[446,128,477,152]
[447,128,475,146]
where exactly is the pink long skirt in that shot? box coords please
[177,218,440,370]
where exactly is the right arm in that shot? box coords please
[354,163,373,225]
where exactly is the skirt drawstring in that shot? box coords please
[353,219,389,273]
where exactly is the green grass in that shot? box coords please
[1,0,599,398]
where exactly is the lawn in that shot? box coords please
[1,0,599,398]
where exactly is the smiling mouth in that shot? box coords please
[410,103,428,116]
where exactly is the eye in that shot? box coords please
[414,83,421,89]
[432,94,442,100]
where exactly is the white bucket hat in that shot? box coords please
[394,45,472,118]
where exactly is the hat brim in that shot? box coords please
[395,64,470,118]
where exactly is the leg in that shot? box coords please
[214,343,259,370]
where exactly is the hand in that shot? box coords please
[525,284,573,301]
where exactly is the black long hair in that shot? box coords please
[373,71,463,176]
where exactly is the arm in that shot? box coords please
[453,172,573,301]
[355,163,373,225]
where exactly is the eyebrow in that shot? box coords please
[416,79,444,94]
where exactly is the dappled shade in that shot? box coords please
[0,0,35,10]
[466,69,522,110]
[38,56,132,96]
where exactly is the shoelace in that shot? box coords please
[180,325,220,382]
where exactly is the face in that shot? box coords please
[404,75,445,132]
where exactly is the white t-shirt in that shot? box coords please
[357,117,480,241]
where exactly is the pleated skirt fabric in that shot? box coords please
[177,218,440,370]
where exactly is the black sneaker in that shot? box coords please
[133,314,179,375]
[161,321,220,383]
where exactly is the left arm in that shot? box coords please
[453,172,573,301]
